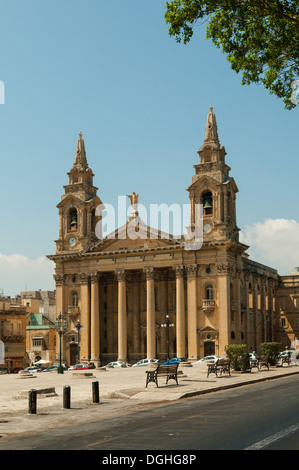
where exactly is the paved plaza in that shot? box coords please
[0,363,299,442]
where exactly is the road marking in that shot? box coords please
[245,424,299,450]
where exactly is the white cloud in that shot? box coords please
[0,254,55,297]
[240,218,299,275]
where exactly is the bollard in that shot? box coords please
[92,381,100,403]
[29,389,37,414]
[63,385,71,409]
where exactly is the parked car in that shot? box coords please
[132,359,159,367]
[105,361,128,368]
[68,363,95,371]
[27,365,45,373]
[194,355,220,364]
[278,350,294,358]
[163,357,186,365]
[45,365,68,372]
[10,367,23,374]
[46,365,59,371]
[81,362,96,369]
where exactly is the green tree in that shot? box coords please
[225,344,250,371]
[164,0,299,109]
[261,342,281,365]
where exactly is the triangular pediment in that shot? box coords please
[187,175,220,192]
[57,193,102,209]
[83,217,184,254]
[198,326,219,333]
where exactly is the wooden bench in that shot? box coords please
[145,363,179,388]
[278,354,291,366]
[207,358,231,378]
[249,358,259,370]
[258,355,270,370]
[281,354,291,365]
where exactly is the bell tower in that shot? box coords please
[187,107,240,243]
[55,132,103,253]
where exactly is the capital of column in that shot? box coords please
[90,272,100,284]
[53,274,65,286]
[173,264,184,278]
[115,268,126,282]
[77,273,90,285]
[143,266,154,281]
[185,264,198,278]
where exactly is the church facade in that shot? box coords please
[48,108,278,367]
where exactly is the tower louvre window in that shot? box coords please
[203,192,213,216]
[69,208,78,231]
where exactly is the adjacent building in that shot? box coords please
[275,269,299,350]
[0,299,27,371]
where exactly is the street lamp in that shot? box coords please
[75,319,84,363]
[54,313,68,374]
[161,314,174,360]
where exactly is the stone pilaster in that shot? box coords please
[78,273,90,361]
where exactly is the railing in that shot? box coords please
[202,299,216,313]
[67,306,80,319]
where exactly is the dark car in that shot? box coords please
[46,365,68,372]
[163,357,186,365]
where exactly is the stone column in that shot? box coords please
[186,264,198,361]
[174,265,185,359]
[144,267,155,359]
[106,281,114,356]
[159,270,168,359]
[132,273,140,356]
[116,269,127,362]
[90,272,100,367]
[78,273,90,361]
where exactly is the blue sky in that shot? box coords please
[0,0,298,296]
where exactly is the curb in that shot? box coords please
[179,369,299,400]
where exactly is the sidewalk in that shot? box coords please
[0,362,299,441]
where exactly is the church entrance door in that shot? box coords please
[204,341,215,356]
[70,343,78,365]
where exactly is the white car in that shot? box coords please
[278,350,294,357]
[195,355,220,364]
[105,361,127,368]
[132,359,159,367]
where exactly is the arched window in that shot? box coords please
[203,191,213,216]
[69,208,78,231]
[72,291,78,307]
[205,284,214,300]
[231,331,235,339]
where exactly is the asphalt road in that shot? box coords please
[2,374,299,451]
